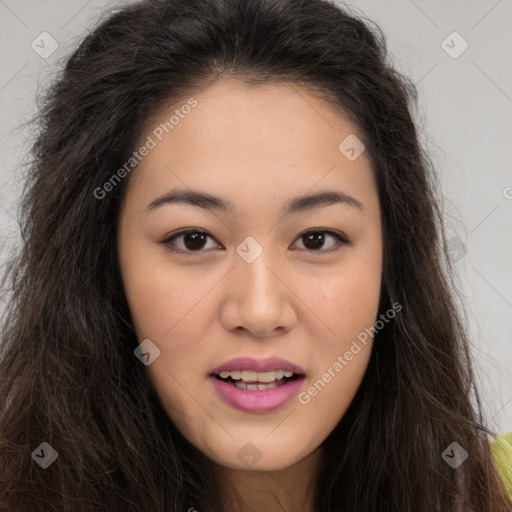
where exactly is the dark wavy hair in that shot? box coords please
[1,0,510,510]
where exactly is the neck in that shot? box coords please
[208,445,323,512]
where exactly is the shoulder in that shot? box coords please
[491,431,512,499]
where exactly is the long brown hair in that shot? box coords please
[1,0,510,510]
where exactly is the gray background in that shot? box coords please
[1,0,511,433]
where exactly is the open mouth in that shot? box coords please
[209,366,307,412]
[213,372,304,391]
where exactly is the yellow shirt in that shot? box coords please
[492,431,512,499]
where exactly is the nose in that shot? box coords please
[219,248,297,338]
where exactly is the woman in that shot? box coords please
[0,0,511,510]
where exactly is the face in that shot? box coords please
[117,77,383,472]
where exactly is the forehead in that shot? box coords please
[123,77,378,217]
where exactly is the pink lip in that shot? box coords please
[210,357,306,375]
[209,375,306,413]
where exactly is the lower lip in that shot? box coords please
[209,375,306,413]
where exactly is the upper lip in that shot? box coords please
[210,357,306,375]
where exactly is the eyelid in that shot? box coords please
[161,227,352,255]
[292,228,352,251]
[161,228,221,255]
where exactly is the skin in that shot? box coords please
[117,77,383,512]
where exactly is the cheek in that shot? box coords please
[120,239,209,340]
[294,283,378,430]
[301,251,382,350]
[119,241,226,403]
[120,253,214,415]
[294,249,381,413]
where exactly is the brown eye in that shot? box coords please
[162,228,351,255]
[181,232,209,251]
[292,229,351,252]
[162,229,220,254]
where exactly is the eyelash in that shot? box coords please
[161,228,352,255]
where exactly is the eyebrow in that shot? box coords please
[145,188,365,215]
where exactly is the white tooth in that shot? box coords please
[240,370,258,382]
[257,382,278,390]
[256,371,277,383]
[221,368,296,381]
[232,380,279,391]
